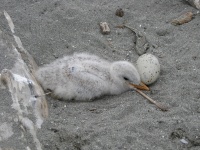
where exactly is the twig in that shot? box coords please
[35,92,52,98]
[134,88,169,111]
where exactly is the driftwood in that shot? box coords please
[171,12,194,26]
[186,0,200,9]
[0,11,48,150]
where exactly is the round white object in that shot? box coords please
[136,54,160,85]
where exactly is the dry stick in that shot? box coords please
[134,88,169,111]
[35,92,52,98]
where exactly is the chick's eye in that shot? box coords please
[123,77,129,81]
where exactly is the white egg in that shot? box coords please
[136,53,160,85]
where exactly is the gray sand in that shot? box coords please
[0,0,200,149]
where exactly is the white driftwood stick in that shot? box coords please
[1,11,48,128]
[186,0,200,9]
[0,11,49,150]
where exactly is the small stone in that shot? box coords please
[196,106,200,113]
[115,8,124,17]
[99,22,110,34]
[156,29,170,36]
[180,138,188,144]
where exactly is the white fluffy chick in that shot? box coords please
[35,53,148,101]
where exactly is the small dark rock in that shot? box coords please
[157,120,165,124]
[170,128,186,140]
[49,128,59,133]
[156,29,170,36]
[115,8,124,17]
[190,137,200,146]
[192,56,197,60]
[196,106,200,113]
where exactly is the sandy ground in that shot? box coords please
[0,0,200,149]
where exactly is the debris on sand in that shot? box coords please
[186,0,200,9]
[115,8,124,17]
[171,12,194,26]
[100,22,110,34]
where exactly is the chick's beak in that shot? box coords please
[129,82,150,91]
